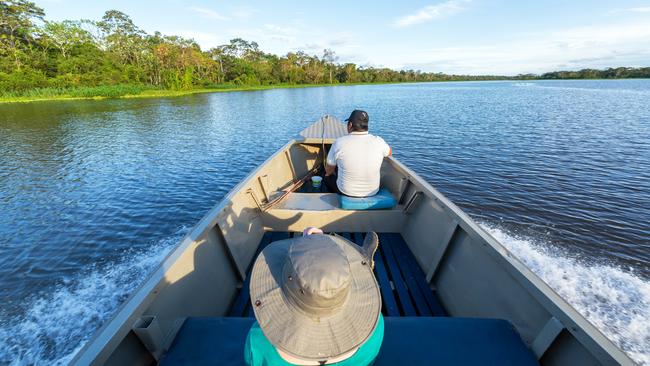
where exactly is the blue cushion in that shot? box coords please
[339,188,397,210]
[375,317,539,366]
[161,317,539,366]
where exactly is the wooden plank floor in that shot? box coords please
[227,232,446,317]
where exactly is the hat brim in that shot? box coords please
[250,235,381,361]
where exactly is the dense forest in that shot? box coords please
[1,0,650,99]
[539,68,650,79]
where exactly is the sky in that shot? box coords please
[35,0,650,75]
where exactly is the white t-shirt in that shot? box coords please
[326,131,391,197]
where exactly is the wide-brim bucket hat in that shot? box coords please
[249,233,381,361]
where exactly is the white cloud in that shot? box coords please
[628,6,650,12]
[170,30,224,49]
[254,25,301,43]
[264,24,298,35]
[231,6,258,20]
[214,24,360,60]
[189,6,229,21]
[393,0,470,28]
[558,22,650,45]
[295,32,358,55]
[610,6,650,14]
[227,26,296,45]
[392,21,650,74]
[328,33,353,47]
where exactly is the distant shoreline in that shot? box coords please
[3,78,649,104]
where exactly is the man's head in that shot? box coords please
[346,110,369,132]
[249,232,381,362]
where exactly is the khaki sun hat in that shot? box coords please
[249,233,381,362]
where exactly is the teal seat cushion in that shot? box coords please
[339,189,397,210]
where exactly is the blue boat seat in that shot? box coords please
[161,317,539,365]
[339,188,397,210]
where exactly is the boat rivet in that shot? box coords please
[300,289,305,295]
[288,275,293,281]
[361,260,367,266]
[255,300,261,307]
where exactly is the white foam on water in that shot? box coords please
[0,228,186,365]
[513,82,537,87]
[479,222,650,365]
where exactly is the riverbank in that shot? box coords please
[0,82,410,104]
[5,78,649,104]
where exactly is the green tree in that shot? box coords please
[41,20,93,58]
[322,49,338,84]
[0,0,44,70]
[337,63,359,83]
[97,10,145,65]
[220,38,261,60]
[2,6,649,99]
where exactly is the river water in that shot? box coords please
[1,80,649,364]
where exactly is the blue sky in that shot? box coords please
[35,0,650,75]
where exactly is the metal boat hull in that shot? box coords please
[71,117,633,365]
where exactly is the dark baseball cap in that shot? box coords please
[345,110,369,124]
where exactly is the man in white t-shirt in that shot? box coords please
[324,110,392,197]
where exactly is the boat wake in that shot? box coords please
[0,228,186,366]
[512,82,537,87]
[479,222,650,365]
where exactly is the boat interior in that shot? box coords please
[161,231,540,365]
[73,117,632,366]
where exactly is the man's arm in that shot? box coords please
[325,163,336,176]
[380,137,392,157]
[325,141,338,176]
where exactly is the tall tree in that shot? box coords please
[208,47,225,84]
[220,38,261,60]
[97,10,144,64]
[40,20,93,58]
[0,0,44,70]
[322,49,338,84]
